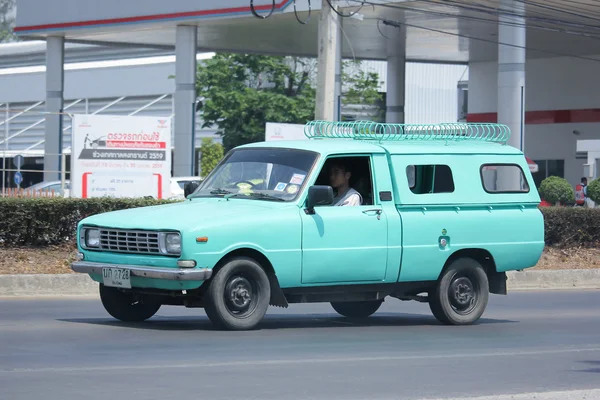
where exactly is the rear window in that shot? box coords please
[480,164,530,193]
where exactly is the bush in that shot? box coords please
[539,206,600,248]
[200,137,224,178]
[588,178,600,204]
[538,176,575,205]
[0,197,176,247]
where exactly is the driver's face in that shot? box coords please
[329,166,348,189]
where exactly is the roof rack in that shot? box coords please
[303,120,511,144]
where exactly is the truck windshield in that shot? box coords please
[191,148,318,202]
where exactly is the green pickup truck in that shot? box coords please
[71,120,545,330]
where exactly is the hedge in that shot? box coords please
[0,197,599,248]
[0,197,176,247]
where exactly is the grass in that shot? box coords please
[0,244,599,275]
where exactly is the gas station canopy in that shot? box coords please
[14,0,600,63]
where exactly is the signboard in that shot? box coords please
[14,171,23,186]
[265,122,307,141]
[70,114,172,199]
[13,155,24,169]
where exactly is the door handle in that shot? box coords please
[362,209,382,219]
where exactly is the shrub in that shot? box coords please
[0,197,177,247]
[538,176,575,205]
[200,137,224,178]
[587,178,600,204]
[539,206,600,248]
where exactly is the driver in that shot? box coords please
[329,160,362,206]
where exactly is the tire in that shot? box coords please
[99,284,161,322]
[203,257,271,331]
[429,257,489,325]
[331,299,383,318]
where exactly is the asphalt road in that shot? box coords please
[1,290,600,400]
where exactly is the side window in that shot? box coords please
[481,164,530,193]
[406,164,455,194]
[314,155,374,206]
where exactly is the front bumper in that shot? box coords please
[71,261,213,281]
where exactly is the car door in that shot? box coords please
[300,155,389,284]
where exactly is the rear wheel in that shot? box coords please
[429,257,489,325]
[99,284,161,322]
[331,299,384,318]
[204,257,271,331]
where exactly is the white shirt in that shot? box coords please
[333,188,362,206]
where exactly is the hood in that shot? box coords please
[80,198,288,231]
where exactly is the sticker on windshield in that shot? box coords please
[286,184,299,195]
[274,182,287,191]
[290,174,305,185]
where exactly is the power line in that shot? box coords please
[378,17,600,64]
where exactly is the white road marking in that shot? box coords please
[3,346,600,374]
[419,388,600,400]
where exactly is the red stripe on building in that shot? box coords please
[467,109,600,124]
[14,1,291,32]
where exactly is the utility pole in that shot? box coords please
[315,0,340,121]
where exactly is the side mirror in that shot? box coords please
[305,185,334,214]
[184,181,200,198]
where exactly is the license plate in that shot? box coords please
[102,268,131,289]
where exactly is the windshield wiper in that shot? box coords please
[225,192,285,202]
[209,188,234,195]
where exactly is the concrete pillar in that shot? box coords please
[386,24,406,124]
[497,0,526,190]
[315,0,340,121]
[173,25,198,177]
[44,36,64,181]
[334,17,342,122]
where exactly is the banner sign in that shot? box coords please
[71,114,172,199]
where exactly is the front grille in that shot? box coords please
[99,229,161,255]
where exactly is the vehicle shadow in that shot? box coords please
[574,360,600,373]
[57,311,516,332]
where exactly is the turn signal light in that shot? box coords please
[196,237,208,243]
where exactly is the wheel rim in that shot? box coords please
[223,275,258,318]
[447,273,478,315]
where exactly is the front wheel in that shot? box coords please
[203,257,271,331]
[99,284,161,322]
[428,257,489,325]
[331,299,384,318]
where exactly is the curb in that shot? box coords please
[0,270,599,297]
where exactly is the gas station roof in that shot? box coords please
[14,0,600,63]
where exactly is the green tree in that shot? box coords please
[538,176,575,206]
[199,137,224,178]
[587,178,600,205]
[0,0,17,43]
[195,53,383,151]
[342,60,383,106]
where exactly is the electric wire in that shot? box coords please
[324,0,366,17]
[294,0,312,24]
[378,17,600,64]
[336,0,600,41]
[250,0,276,19]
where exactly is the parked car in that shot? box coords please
[24,180,70,197]
[71,120,545,330]
[168,176,203,200]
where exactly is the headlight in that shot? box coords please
[81,228,100,248]
[166,233,181,254]
[159,232,181,255]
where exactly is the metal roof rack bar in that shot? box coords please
[304,120,511,143]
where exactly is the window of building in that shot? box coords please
[406,164,455,194]
[532,159,565,188]
[480,164,530,193]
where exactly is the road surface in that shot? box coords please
[1,290,599,399]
